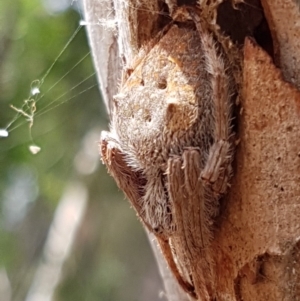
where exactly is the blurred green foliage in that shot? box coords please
[0,1,161,301]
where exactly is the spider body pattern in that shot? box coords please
[100,8,235,300]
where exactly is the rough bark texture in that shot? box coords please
[213,37,300,300]
[83,0,300,300]
[261,0,300,89]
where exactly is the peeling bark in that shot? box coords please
[212,38,300,300]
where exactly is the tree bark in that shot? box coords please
[83,0,300,300]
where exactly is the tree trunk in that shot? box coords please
[83,0,300,300]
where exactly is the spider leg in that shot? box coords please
[188,8,234,195]
[167,149,215,300]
